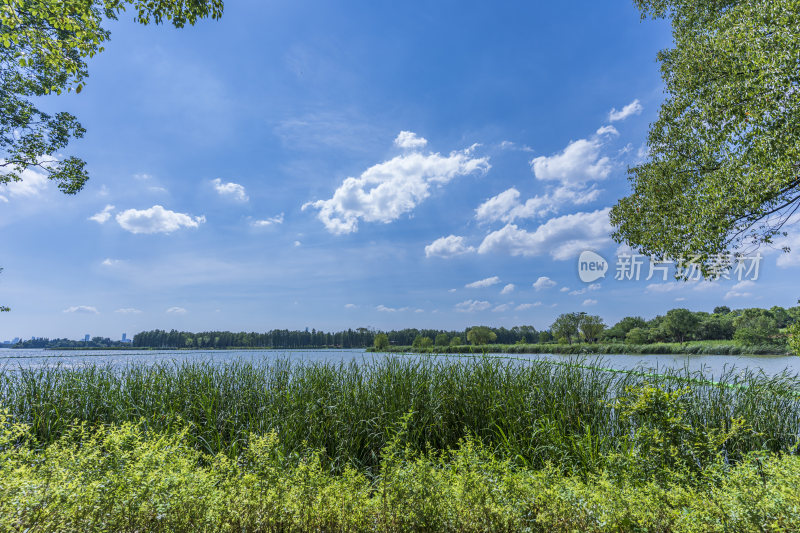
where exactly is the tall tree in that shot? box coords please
[663,308,699,344]
[466,326,497,346]
[610,0,800,274]
[579,314,606,343]
[550,313,582,344]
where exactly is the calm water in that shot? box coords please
[0,348,798,379]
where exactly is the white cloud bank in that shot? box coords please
[530,127,617,185]
[424,235,475,258]
[475,185,600,224]
[477,208,613,260]
[116,205,205,234]
[465,276,501,289]
[0,165,50,201]
[455,300,491,312]
[212,178,248,202]
[89,205,116,224]
[252,213,284,227]
[63,305,99,314]
[303,132,490,234]
[394,131,428,149]
[608,99,643,122]
[533,276,557,290]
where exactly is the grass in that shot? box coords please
[373,341,790,356]
[2,356,799,474]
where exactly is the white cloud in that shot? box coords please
[101,258,121,266]
[675,297,686,302]
[595,125,619,136]
[115,307,142,314]
[493,303,513,312]
[646,282,686,293]
[344,303,357,309]
[89,204,116,224]
[425,235,475,258]
[583,299,598,306]
[531,138,612,185]
[475,185,601,224]
[515,302,542,310]
[569,283,601,296]
[725,281,755,300]
[166,306,187,314]
[1,166,49,198]
[414,308,424,313]
[115,205,205,234]
[303,134,490,234]
[377,304,408,312]
[63,305,98,314]
[608,99,643,122]
[477,208,613,260]
[533,276,557,290]
[448,288,457,293]
[134,173,153,180]
[293,240,301,247]
[466,276,501,288]
[252,213,284,227]
[212,178,248,202]
[560,287,570,292]
[501,283,515,294]
[394,131,428,149]
[455,300,492,312]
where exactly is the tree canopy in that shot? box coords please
[610,0,800,272]
[1,0,223,193]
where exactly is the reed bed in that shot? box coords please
[1,356,799,473]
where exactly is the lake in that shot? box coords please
[1,348,798,379]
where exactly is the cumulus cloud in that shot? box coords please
[531,137,613,185]
[252,213,284,227]
[493,303,513,312]
[166,306,187,314]
[501,283,515,294]
[344,303,357,309]
[303,133,490,234]
[569,283,601,296]
[212,178,248,202]
[533,276,557,290]
[394,131,428,149]
[583,298,598,306]
[63,305,99,314]
[89,204,116,224]
[477,208,613,260]
[725,280,755,300]
[455,300,491,312]
[115,307,142,314]
[608,99,643,122]
[115,205,205,234]
[377,304,408,312]
[424,235,475,258]
[515,302,542,310]
[466,276,501,288]
[101,258,121,266]
[1,166,49,199]
[475,185,602,225]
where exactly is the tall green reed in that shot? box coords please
[1,356,798,473]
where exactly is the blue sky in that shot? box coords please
[2,1,799,340]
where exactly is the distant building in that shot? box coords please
[84,334,90,342]
[122,333,127,342]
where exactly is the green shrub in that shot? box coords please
[2,409,800,532]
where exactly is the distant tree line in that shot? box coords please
[131,327,540,349]
[12,337,131,349]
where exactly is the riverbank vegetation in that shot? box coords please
[2,356,800,530]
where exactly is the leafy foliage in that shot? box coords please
[611,0,800,272]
